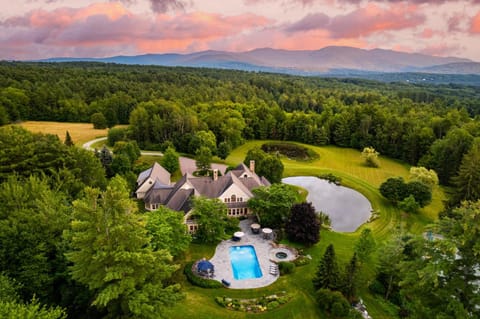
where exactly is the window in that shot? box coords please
[231,194,236,202]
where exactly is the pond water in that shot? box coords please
[282,176,372,232]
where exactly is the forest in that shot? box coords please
[1,62,480,318]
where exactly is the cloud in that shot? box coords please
[471,11,480,33]
[146,0,187,13]
[0,2,271,59]
[286,4,425,38]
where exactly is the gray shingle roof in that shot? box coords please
[138,161,270,214]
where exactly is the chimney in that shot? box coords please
[249,160,255,173]
[213,169,218,181]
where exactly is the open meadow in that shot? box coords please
[18,121,118,146]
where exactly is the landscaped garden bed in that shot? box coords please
[215,291,292,312]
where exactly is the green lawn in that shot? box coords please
[169,141,445,319]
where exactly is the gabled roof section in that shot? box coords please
[188,174,234,198]
[137,162,171,186]
[165,188,194,213]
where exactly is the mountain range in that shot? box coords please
[40,46,480,77]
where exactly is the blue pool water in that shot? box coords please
[229,245,262,280]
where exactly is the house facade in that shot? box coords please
[135,160,270,233]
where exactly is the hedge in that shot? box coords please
[184,261,223,288]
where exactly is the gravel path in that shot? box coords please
[83,137,227,175]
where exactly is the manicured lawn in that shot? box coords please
[170,140,445,318]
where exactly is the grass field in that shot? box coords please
[18,121,127,146]
[168,140,445,319]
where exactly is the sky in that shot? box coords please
[0,0,479,61]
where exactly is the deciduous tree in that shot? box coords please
[248,183,297,229]
[285,202,320,246]
[146,207,191,257]
[161,146,179,174]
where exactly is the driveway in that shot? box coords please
[83,137,228,175]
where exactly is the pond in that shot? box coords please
[282,176,372,232]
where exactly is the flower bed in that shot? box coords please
[215,291,291,312]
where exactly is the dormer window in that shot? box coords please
[243,174,248,178]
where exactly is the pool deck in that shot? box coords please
[208,219,279,289]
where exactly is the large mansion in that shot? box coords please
[136,161,270,232]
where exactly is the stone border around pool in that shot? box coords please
[208,219,293,289]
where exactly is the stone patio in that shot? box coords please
[208,219,279,289]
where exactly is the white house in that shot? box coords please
[135,160,270,233]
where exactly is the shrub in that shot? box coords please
[362,146,380,168]
[316,288,350,318]
[267,301,280,310]
[278,261,295,275]
[294,255,311,267]
[183,261,223,289]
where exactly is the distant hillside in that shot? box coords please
[39,46,479,77]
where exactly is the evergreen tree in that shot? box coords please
[64,131,74,146]
[342,253,359,302]
[66,176,182,318]
[313,244,341,291]
[285,202,320,246]
[451,140,480,204]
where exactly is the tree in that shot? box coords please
[64,131,74,146]
[409,166,438,189]
[244,147,284,183]
[451,140,480,204]
[361,146,380,168]
[406,181,432,207]
[90,112,107,129]
[0,176,70,302]
[0,274,66,319]
[399,201,480,317]
[217,141,231,160]
[66,176,182,318]
[107,127,127,147]
[313,244,341,291]
[190,196,232,244]
[96,146,113,177]
[398,195,420,213]
[379,177,408,205]
[315,288,350,318]
[248,183,297,229]
[354,228,376,263]
[342,253,359,302]
[419,128,473,185]
[285,202,320,246]
[189,130,217,154]
[113,140,141,164]
[195,146,212,174]
[146,207,191,257]
[161,147,179,174]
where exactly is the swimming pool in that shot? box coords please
[229,245,262,280]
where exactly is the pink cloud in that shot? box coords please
[0,3,271,59]
[471,12,480,33]
[286,4,425,38]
